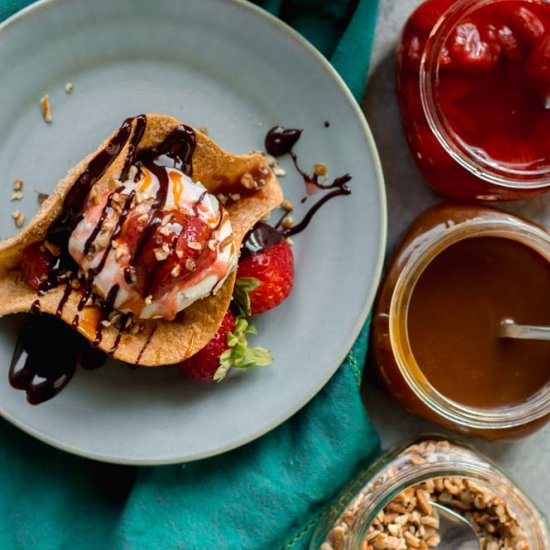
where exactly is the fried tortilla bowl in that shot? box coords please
[0,114,283,366]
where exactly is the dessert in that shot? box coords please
[0,114,283,366]
[2,116,353,403]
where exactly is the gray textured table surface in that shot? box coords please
[362,0,550,515]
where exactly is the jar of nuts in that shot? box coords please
[310,437,548,550]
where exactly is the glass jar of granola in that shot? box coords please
[309,437,548,550]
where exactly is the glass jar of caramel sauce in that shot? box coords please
[372,203,550,439]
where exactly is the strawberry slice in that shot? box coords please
[448,22,500,71]
[21,244,53,290]
[136,212,215,299]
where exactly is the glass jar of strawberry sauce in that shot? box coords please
[397,0,550,200]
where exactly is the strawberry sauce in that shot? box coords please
[398,0,550,199]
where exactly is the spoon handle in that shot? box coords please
[499,319,550,341]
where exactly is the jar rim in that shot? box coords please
[389,216,550,430]
[419,0,550,190]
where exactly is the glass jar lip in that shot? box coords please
[419,0,550,190]
[389,216,550,430]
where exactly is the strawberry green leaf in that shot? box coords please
[213,316,273,382]
[233,277,261,317]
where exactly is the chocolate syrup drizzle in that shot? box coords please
[11,115,199,404]
[264,125,352,239]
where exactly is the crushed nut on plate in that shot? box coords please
[12,179,24,191]
[313,162,328,177]
[281,216,293,230]
[282,199,294,212]
[65,82,73,93]
[40,95,53,123]
[11,210,25,227]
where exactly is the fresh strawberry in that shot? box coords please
[510,7,545,47]
[409,0,455,34]
[21,243,53,290]
[236,239,294,315]
[448,22,500,71]
[178,311,272,383]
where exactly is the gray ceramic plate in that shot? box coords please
[0,0,386,464]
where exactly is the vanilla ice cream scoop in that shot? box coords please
[69,164,237,320]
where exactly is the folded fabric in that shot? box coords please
[0,1,380,548]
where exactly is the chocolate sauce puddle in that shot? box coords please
[10,313,107,405]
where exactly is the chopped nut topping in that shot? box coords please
[208,239,217,251]
[229,193,241,201]
[273,165,286,177]
[199,126,209,135]
[11,210,25,227]
[176,249,184,259]
[240,172,256,190]
[65,82,73,93]
[161,213,174,226]
[138,213,149,224]
[217,193,228,205]
[40,95,53,123]
[128,165,138,180]
[170,264,181,277]
[144,295,153,305]
[282,199,293,212]
[12,179,24,191]
[115,247,125,261]
[11,191,23,201]
[188,241,202,251]
[185,258,196,272]
[71,279,81,290]
[154,244,170,262]
[313,162,328,177]
[95,230,111,250]
[159,226,170,236]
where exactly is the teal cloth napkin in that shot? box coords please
[0,0,380,548]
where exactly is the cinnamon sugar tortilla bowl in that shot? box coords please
[0,114,283,366]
